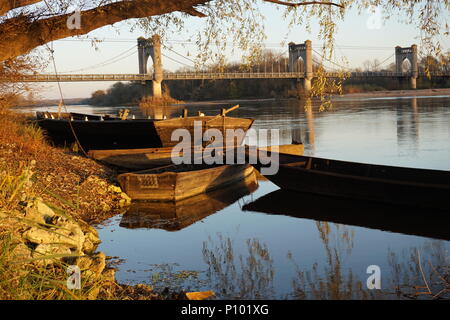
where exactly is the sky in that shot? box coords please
[34,2,450,99]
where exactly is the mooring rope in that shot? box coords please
[46,41,90,158]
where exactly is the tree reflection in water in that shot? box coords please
[289,221,382,300]
[202,233,275,299]
[388,240,449,300]
[202,223,449,299]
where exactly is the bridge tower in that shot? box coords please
[138,35,163,98]
[289,40,313,94]
[395,45,418,89]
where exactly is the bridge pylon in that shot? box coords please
[289,40,313,95]
[138,35,163,98]
[395,45,418,89]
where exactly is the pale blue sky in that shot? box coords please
[36,3,450,99]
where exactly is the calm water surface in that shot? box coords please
[33,96,450,299]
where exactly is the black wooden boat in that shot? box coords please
[35,106,253,151]
[36,111,162,150]
[242,189,450,241]
[249,149,450,211]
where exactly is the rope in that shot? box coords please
[46,42,89,158]
[41,0,89,157]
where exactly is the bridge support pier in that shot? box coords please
[304,78,312,94]
[395,44,418,90]
[410,77,417,90]
[138,35,164,98]
[152,81,162,98]
[289,40,313,96]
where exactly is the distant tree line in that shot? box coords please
[84,51,450,106]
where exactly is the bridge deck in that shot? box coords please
[2,72,449,82]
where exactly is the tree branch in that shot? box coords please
[0,0,212,61]
[263,0,344,9]
[0,0,346,62]
[0,0,42,16]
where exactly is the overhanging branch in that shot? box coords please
[0,0,42,16]
[263,0,344,9]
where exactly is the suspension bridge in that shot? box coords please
[4,35,450,97]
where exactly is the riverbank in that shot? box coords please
[0,109,196,300]
[173,88,450,106]
[334,88,450,99]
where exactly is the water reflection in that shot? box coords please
[242,189,450,241]
[202,227,449,299]
[87,96,450,299]
[120,173,259,231]
[288,221,377,300]
[139,104,184,119]
[202,234,276,299]
[397,97,419,156]
[302,99,316,150]
[388,240,449,299]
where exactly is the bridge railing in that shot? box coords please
[162,72,307,79]
[2,71,449,82]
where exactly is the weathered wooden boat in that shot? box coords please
[88,143,304,171]
[89,146,232,170]
[118,161,255,201]
[257,143,304,157]
[35,105,253,151]
[36,111,162,150]
[89,146,191,170]
[242,189,450,241]
[120,173,259,231]
[249,149,450,211]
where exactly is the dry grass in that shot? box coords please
[0,108,157,300]
[0,109,128,224]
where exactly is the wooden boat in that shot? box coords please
[35,105,253,151]
[154,115,253,148]
[120,173,259,231]
[118,161,255,201]
[88,143,304,171]
[242,189,450,241]
[89,146,230,170]
[89,146,193,170]
[36,111,163,150]
[249,149,450,211]
[257,143,304,156]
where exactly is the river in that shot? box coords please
[31,95,450,299]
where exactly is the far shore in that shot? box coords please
[16,87,450,108]
[333,88,450,100]
[175,88,450,105]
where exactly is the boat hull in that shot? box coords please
[120,173,259,231]
[36,113,254,151]
[118,163,254,201]
[251,151,450,211]
[37,118,162,150]
[154,116,254,148]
